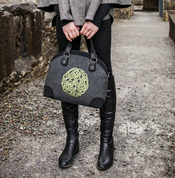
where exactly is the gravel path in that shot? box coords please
[0,11,175,177]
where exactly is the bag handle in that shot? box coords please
[61,38,98,72]
[65,38,96,55]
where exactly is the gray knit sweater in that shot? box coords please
[37,0,132,26]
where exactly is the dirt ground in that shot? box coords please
[0,11,175,177]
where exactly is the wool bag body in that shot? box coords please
[44,40,108,108]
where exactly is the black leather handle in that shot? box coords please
[88,38,96,55]
[62,37,98,71]
[65,38,97,56]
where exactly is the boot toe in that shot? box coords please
[97,155,113,171]
[59,156,73,168]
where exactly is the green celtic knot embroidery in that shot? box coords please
[61,67,89,97]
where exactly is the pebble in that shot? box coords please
[20,127,24,130]
[114,157,118,161]
[90,170,95,174]
[160,145,164,149]
[4,146,11,150]
[123,162,127,166]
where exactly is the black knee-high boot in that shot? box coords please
[97,74,116,171]
[59,102,79,168]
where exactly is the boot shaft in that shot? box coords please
[61,102,79,139]
[100,75,116,143]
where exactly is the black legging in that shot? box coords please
[56,16,113,74]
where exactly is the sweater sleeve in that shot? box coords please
[58,0,73,21]
[53,4,72,27]
[85,0,101,22]
[91,4,112,28]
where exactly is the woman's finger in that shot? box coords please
[80,25,86,35]
[71,31,77,39]
[87,32,95,39]
[74,29,80,37]
[65,32,72,41]
[85,30,92,37]
[84,29,90,36]
[68,32,74,40]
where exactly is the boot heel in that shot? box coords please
[75,145,79,155]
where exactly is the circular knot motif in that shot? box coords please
[61,67,89,97]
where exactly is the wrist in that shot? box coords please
[61,20,73,27]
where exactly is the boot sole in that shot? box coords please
[97,161,114,171]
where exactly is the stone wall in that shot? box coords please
[0,2,42,80]
[169,14,175,44]
[114,5,134,20]
[163,0,175,21]
[164,0,175,10]
[134,0,143,5]
[0,2,58,96]
[164,10,175,21]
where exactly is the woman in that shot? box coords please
[38,0,131,171]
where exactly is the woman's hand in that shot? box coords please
[62,22,80,41]
[80,21,99,39]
